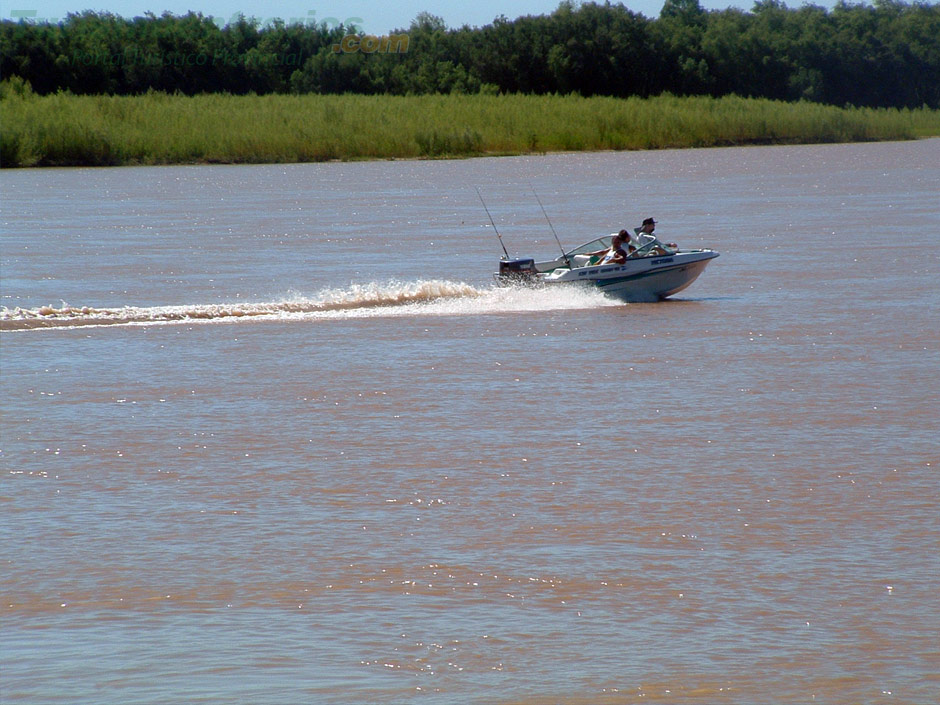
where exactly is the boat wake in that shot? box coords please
[1,279,619,331]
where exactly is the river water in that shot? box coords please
[1,140,938,704]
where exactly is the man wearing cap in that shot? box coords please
[633,217,677,255]
[633,217,657,246]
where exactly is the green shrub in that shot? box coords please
[1,85,937,168]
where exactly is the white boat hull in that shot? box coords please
[497,249,719,302]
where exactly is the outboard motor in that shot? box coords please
[497,258,537,283]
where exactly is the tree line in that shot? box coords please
[2,0,938,109]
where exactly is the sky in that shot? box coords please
[4,0,838,34]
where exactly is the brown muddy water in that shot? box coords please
[1,140,938,704]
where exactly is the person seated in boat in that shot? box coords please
[633,217,677,255]
[615,228,640,255]
[585,233,628,266]
[633,217,656,243]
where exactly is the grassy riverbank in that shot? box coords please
[2,84,938,168]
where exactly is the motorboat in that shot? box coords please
[495,233,719,302]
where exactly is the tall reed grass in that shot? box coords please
[2,81,938,168]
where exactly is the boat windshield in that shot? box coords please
[562,235,677,263]
[565,237,612,257]
[633,238,664,256]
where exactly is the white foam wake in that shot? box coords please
[1,279,619,331]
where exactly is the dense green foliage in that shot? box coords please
[3,82,936,167]
[2,1,939,108]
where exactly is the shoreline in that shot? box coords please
[3,91,938,169]
[6,136,936,171]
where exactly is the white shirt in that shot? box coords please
[633,227,656,248]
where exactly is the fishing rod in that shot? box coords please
[531,186,571,268]
[476,186,510,260]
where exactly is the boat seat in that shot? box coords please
[572,254,596,268]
